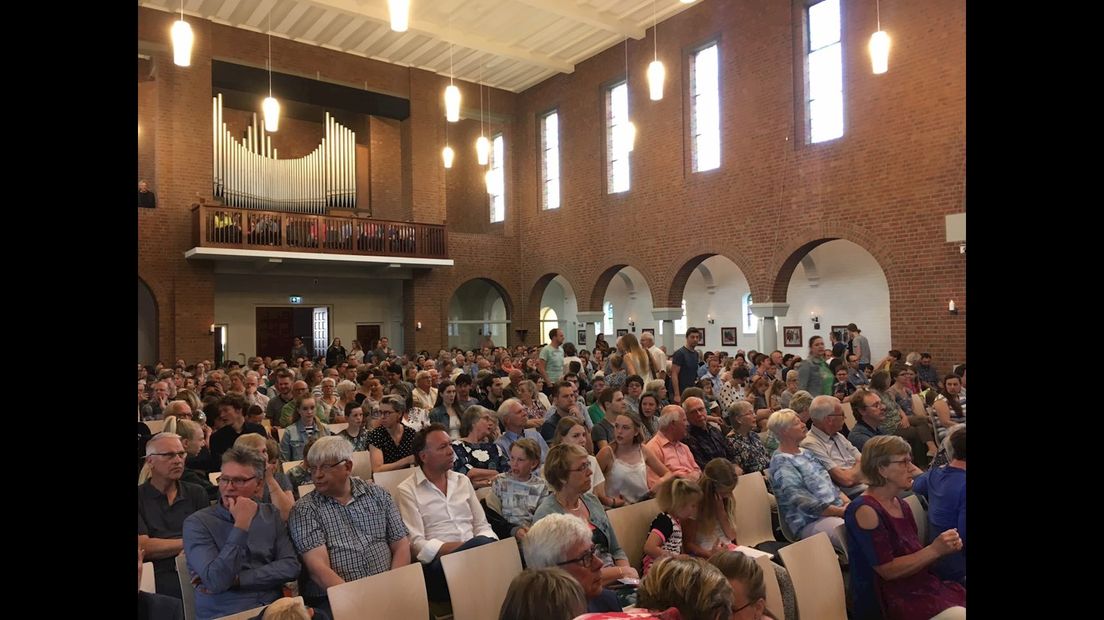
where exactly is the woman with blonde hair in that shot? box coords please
[708,550,779,620]
[596,411,675,507]
[621,333,658,382]
[642,478,703,574]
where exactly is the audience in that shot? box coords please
[452,405,510,489]
[523,513,622,613]
[367,395,418,472]
[499,568,587,620]
[911,425,967,584]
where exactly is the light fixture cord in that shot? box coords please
[653,0,658,61]
[480,63,484,137]
[180,0,184,20]
[876,0,881,30]
[267,12,273,97]
[449,14,455,86]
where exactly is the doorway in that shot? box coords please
[256,307,319,360]
[357,324,382,353]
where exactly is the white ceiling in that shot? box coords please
[139,0,702,93]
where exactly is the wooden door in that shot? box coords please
[357,324,381,352]
[256,307,295,360]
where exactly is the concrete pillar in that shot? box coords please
[749,303,790,354]
[652,307,683,355]
[576,311,604,351]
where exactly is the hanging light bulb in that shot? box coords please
[647,1,664,101]
[444,85,461,122]
[442,145,455,169]
[388,0,409,33]
[171,0,193,67]
[476,136,491,166]
[624,121,637,152]
[869,0,890,74]
[262,18,279,132]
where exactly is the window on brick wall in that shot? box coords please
[490,133,505,223]
[743,293,757,334]
[607,81,631,193]
[807,0,844,143]
[675,299,688,336]
[604,301,614,336]
[691,42,720,172]
[541,111,561,210]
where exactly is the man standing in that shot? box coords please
[372,337,392,361]
[847,323,871,369]
[644,405,701,487]
[138,179,157,208]
[289,436,410,611]
[538,328,566,385]
[209,394,267,464]
[801,395,867,499]
[639,331,667,378]
[396,425,498,602]
[670,328,702,405]
[139,433,210,598]
[183,447,300,620]
[681,396,738,471]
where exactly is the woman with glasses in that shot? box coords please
[514,379,548,428]
[279,394,332,462]
[596,412,674,508]
[451,406,510,489]
[367,395,417,473]
[317,377,343,423]
[844,436,966,620]
[534,444,638,589]
[708,550,781,620]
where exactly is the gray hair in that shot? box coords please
[786,370,799,382]
[336,380,358,399]
[415,370,433,382]
[809,395,839,422]
[524,513,595,568]
[725,400,754,426]
[462,405,495,436]
[517,379,538,396]
[657,405,685,430]
[146,432,182,456]
[767,409,800,439]
[497,398,522,423]
[306,435,354,467]
[164,400,192,418]
[221,446,266,481]
[381,393,408,414]
[788,390,813,414]
[944,423,966,461]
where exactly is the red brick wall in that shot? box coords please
[370,116,404,220]
[138,80,157,186]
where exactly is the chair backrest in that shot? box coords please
[753,554,785,620]
[328,563,429,620]
[350,450,373,480]
[841,401,856,430]
[911,393,927,418]
[476,486,494,502]
[282,459,302,474]
[212,597,304,620]
[328,422,349,435]
[904,494,928,544]
[276,427,286,442]
[140,562,156,593]
[441,538,523,620]
[146,419,168,434]
[485,487,502,515]
[175,553,197,620]
[777,532,847,620]
[208,472,220,485]
[606,497,661,573]
[731,473,776,547]
[298,484,315,497]
[834,522,850,563]
[372,468,416,500]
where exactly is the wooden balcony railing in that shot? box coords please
[191,205,448,259]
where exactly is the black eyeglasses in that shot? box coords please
[149,451,187,459]
[556,545,597,567]
[732,599,759,613]
[307,459,348,474]
[216,475,257,487]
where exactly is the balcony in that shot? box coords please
[185,204,452,268]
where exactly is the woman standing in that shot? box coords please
[796,336,832,396]
[621,333,658,383]
[429,380,466,439]
[347,339,365,365]
[596,412,675,507]
[325,338,347,368]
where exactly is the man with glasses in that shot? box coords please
[182,447,300,620]
[243,371,270,410]
[138,433,210,599]
[396,424,497,602]
[801,395,867,499]
[524,513,622,613]
[289,436,410,612]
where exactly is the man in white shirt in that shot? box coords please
[396,424,498,602]
[412,370,438,411]
[638,331,667,378]
[800,395,867,498]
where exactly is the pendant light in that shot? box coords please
[262,13,280,133]
[647,0,665,101]
[388,0,410,33]
[442,144,455,169]
[444,23,460,122]
[171,0,193,67]
[869,0,891,74]
[476,67,490,166]
[624,38,636,152]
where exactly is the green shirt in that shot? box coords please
[539,344,565,383]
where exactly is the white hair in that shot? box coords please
[145,432,182,456]
[657,405,685,430]
[497,398,522,423]
[767,409,800,439]
[306,436,353,467]
[808,395,839,422]
[524,513,594,568]
[336,380,358,398]
[944,423,966,461]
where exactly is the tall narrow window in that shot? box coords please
[489,134,505,222]
[604,301,614,336]
[674,299,688,335]
[807,0,844,143]
[742,293,757,334]
[691,43,720,171]
[607,81,631,193]
[541,111,560,210]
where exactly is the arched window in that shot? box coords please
[540,307,559,340]
[674,299,688,335]
[743,293,757,333]
[604,301,614,336]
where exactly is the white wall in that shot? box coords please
[538,276,579,343]
[602,267,655,341]
[774,240,890,358]
[683,256,752,354]
[214,273,404,361]
[448,280,508,349]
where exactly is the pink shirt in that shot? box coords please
[644,432,701,488]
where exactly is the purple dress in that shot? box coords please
[844,495,966,620]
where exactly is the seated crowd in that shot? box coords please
[138,328,966,619]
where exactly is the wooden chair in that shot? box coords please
[372,468,416,500]
[208,472,220,485]
[282,460,302,474]
[731,473,777,547]
[328,422,349,435]
[176,553,197,620]
[350,450,373,480]
[140,562,156,593]
[606,498,660,573]
[298,484,315,497]
[328,563,429,620]
[777,532,847,620]
[754,554,786,620]
[904,494,929,544]
[213,597,304,620]
[441,537,523,620]
[146,419,167,434]
[841,401,857,431]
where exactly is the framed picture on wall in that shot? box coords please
[577,330,586,345]
[642,328,655,336]
[696,328,706,346]
[721,327,738,346]
[616,328,629,337]
[783,326,803,347]
[830,325,851,345]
